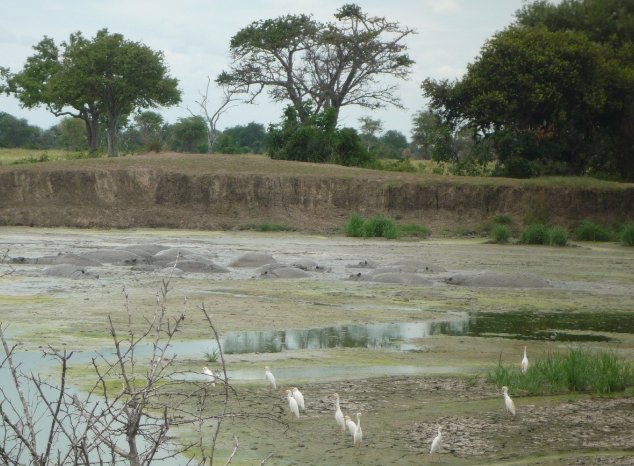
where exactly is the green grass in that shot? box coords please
[0,148,91,165]
[491,224,512,243]
[519,224,568,246]
[574,220,614,242]
[490,348,634,395]
[345,214,429,239]
[204,349,219,362]
[621,223,634,246]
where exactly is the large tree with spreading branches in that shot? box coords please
[217,3,415,125]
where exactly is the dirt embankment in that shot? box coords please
[1,153,632,233]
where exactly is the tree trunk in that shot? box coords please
[107,118,118,157]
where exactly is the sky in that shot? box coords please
[0,0,531,138]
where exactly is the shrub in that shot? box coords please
[519,224,567,246]
[345,214,366,237]
[575,220,613,242]
[363,216,400,239]
[621,223,634,246]
[519,224,550,244]
[548,227,568,246]
[492,224,511,243]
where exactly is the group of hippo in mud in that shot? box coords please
[11,243,552,289]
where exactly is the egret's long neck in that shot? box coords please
[356,414,361,427]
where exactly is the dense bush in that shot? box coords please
[345,214,421,240]
[492,224,512,243]
[574,220,613,242]
[520,224,567,246]
[622,223,634,247]
[363,216,400,239]
[345,214,366,237]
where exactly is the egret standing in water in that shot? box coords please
[430,426,442,461]
[202,366,216,386]
[334,393,345,433]
[286,389,300,420]
[502,386,516,416]
[353,412,363,448]
[264,366,276,390]
[345,414,356,437]
[521,346,529,375]
[292,387,305,411]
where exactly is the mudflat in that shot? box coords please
[1,227,633,465]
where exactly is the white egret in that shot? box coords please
[286,389,300,420]
[264,366,276,390]
[353,412,363,448]
[345,414,357,437]
[334,393,345,433]
[520,346,529,375]
[202,366,215,386]
[292,387,305,411]
[502,386,516,416]
[430,426,442,461]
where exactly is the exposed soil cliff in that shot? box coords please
[1,153,632,234]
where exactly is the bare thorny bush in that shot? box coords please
[0,261,278,465]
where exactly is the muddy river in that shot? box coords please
[1,227,633,465]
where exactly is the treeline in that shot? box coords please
[0,110,413,159]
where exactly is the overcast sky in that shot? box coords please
[0,0,531,138]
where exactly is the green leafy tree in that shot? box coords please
[375,129,408,158]
[168,116,208,153]
[6,30,181,157]
[58,117,87,151]
[216,122,266,154]
[422,0,634,180]
[134,111,164,151]
[411,110,443,159]
[0,112,43,148]
[218,3,414,125]
[358,117,383,152]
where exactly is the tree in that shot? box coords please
[6,30,181,157]
[358,117,383,152]
[411,110,443,159]
[188,77,245,154]
[218,3,414,126]
[134,111,164,151]
[168,116,208,153]
[58,117,87,151]
[422,0,634,179]
[0,112,42,148]
[216,122,267,154]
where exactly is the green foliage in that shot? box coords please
[8,29,181,156]
[219,5,414,128]
[422,0,634,180]
[492,224,512,243]
[345,214,366,237]
[0,112,46,149]
[11,153,50,165]
[574,220,613,242]
[519,224,568,246]
[621,223,634,247]
[169,116,208,153]
[548,226,568,246]
[363,216,400,239]
[490,348,634,395]
[216,122,266,154]
[204,349,219,363]
[267,106,373,167]
[369,157,416,173]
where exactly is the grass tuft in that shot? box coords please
[574,220,613,242]
[621,223,634,247]
[489,348,633,395]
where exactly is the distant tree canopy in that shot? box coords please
[215,122,267,154]
[5,29,181,157]
[422,0,634,180]
[218,3,414,127]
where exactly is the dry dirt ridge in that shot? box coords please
[0,153,633,232]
